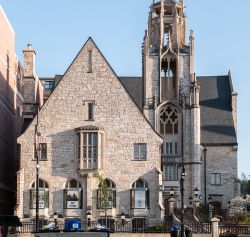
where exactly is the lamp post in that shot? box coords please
[194,188,199,199]
[170,187,175,197]
[180,167,186,237]
[208,196,213,220]
[189,196,192,206]
[188,188,201,219]
[86,211,92,227]
[121,212,126,226]
[53,212,58,228]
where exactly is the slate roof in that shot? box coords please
[119,77,143,110]
[117,75,237,145]
[197,75,237,145]
[38,74,237,145]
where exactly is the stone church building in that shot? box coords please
[16,0,238,222]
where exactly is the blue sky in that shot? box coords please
[1,0,249,177]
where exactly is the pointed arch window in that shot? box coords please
[97,179,116,209]
[130,179,149,209]
[159,105,179,135]
[64,179,82,209]
[30,179,49,209]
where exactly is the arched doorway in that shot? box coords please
[212,201,221,216]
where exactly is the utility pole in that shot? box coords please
[35,105,40,232]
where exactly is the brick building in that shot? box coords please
[0,5,23,215]
[16,0,237,222]
[0,5,43,215]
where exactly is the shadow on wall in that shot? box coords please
[49,129,76,178]
[0,69,18,215]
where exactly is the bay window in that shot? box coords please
[75,126,104,170]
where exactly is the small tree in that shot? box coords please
[240,173,250,196]
[96,172,112,227]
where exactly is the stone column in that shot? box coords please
[211,217,220,237]
[86,174,93,208]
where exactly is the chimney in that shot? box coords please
[23,44,36,77]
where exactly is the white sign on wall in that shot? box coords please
[67,190,79,209]
[134,190,145,208]
[32,190,45,209]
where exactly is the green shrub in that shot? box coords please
[197,203,209,220]
[219,234,237,237]
[243,216,250,223]
[145,225,169,233]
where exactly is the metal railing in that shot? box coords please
[9,221,172,234]
[219,223,250,236]
[13,220,250,235]
[9,222,35,234]
[187,222,211,234]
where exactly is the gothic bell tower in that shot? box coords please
[142,0,201,210]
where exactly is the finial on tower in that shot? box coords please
[190,30,194,39]
[189,30,195,56]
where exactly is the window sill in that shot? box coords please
[130,208,150,210]
[210,184,221,186]
[97,208,115,210]
[63,208,82,210]
[133,159,147,161]
[32,159,48,161]
[33,159,48,161]
[29,208,48,210]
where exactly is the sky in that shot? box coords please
[1,0,249,178]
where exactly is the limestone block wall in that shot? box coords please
[201,146,237,208]
[144,55,159,101]
[17,39,163,222]
[190,107,201,193]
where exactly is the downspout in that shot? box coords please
[204,145,207,204]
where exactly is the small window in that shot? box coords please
[164,165,178,181]
[169,142,172,154]
[88,103,94,120]
[34,143,47,160]
[44,81,54,91]
[211,173,221,185]
[87,50,93,73]
[174,142,178,154]
[134,144,147,160]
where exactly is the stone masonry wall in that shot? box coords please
[17,38,163,221]
[201,146,237,208]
